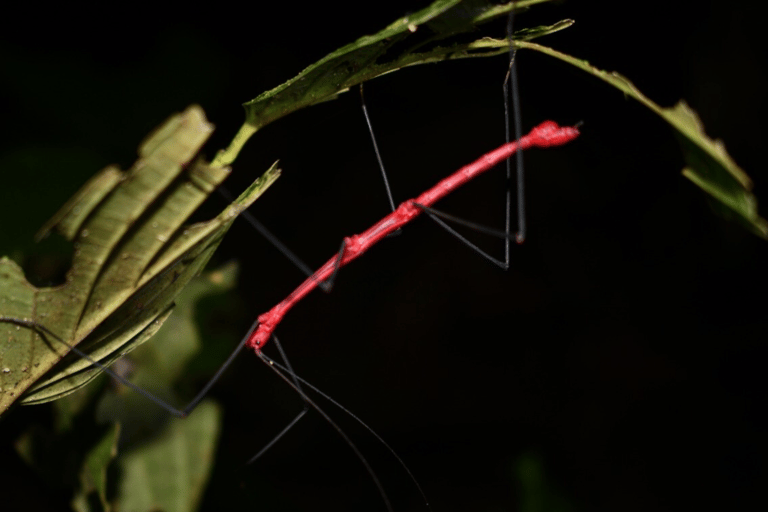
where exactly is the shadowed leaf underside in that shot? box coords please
[0,105,279,414]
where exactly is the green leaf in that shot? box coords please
[242,0,566,130]
[115,401,222,512]
[0,105,280,415]
[95,264,235,512]
[517,40,768,239]
[14,397,121,510]
[212,0,570,167]
[93,263,240,433]
[14,263,236,512]
[515,452,574,512]
[71,423,121,512]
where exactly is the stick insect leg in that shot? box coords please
[322,79,457,293]
[2,316,394,510]
[415,204,510,270]
[414,203,516,242]
[319,238,347,291]
[360,84,404,240]
[360,84,397,214]
[216,85,399,292]
[247,84,417,475]
[0,316,254,418]
[245,87,396,459]
[406,8,525,269]
[217,186,331,293]
[505,9,526,245]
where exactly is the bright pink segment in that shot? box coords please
[247,121,579,351]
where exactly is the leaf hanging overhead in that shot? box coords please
[517,40,768,239]
[212,0,570,168]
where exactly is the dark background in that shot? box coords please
[1,1,767,511]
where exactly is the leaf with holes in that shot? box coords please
[0,105,279,415]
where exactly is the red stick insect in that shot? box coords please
[248,121,579,351]
[242,119,578,511]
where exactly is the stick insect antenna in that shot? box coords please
[255,336,395,512]
[262,351,432,510]
[384,8,527,269]
[246,333,309,465]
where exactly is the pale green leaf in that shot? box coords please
[71,423,121,512]
[94,263,240,432]
[95,264,237,511]
[116,401,222,512]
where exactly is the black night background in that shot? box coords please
[1,1,766,511]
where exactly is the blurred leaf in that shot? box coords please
[115,401,221,512]
[71,423,120,512]
[14,396,119,507]
[121,261,239,384]
[516,452,574,512]
[518,40,768,239]
[94,263,239,442]
[97,264,236,512]
[0,105,280,415]
[14,264,236,512]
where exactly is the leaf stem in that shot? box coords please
[210,122,258,169]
